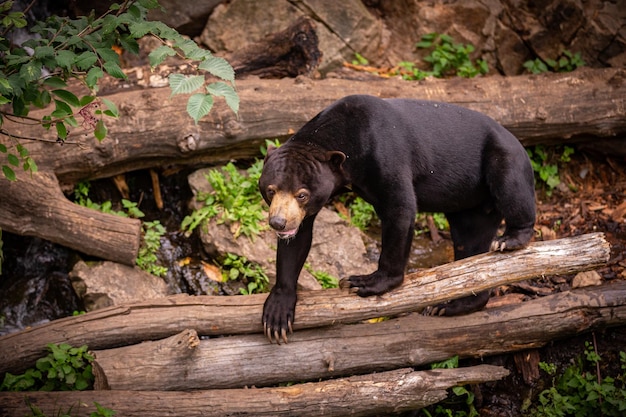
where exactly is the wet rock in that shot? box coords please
[69,261,171,311]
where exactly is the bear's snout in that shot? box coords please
[269,216,287,231]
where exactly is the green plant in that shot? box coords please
[304,263,339,289]
[26,400,116,417]
[525,341,626,416]
[1,0,237,180]
[136,220,167,277]
[182,160,267,240]
[416,33,488,78]
[347,196,377,231]
[420,356,479,417]
[524,50,585,74]
[74,181,168,276]
[352,52,369,66]
[1,343,93,391]
[526,145,574,195]
[221,252,269,295]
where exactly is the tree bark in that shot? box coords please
[0,169,141,264]
[0,365,509,417]
[90,281,626,391]
[0,232,610,375]
[1,67,623,186]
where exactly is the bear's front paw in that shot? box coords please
[262,288,296,344]
[341,271,404,297]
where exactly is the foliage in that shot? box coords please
[136,220,167,277]
[181,160,267,240]
[1,343,93,391]
[220,252,269,295]
[526,145,574,195]
[304,263,339,289]
[524,50,586,74]
[74,180,167,276]
[416,33,488,79]
[420,356,479,417]
[525,341,626,416]
[347,196,377,231]
[0,0,237,180]
[352,52,369,66]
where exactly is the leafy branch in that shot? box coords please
[0,0,238,180]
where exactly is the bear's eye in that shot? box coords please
[295,189,309,203]
[266,187,276,200]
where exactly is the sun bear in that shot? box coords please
[258,95,536,343]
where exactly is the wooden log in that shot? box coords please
[1,67,623,186]
[0,232,610,375]
[0,169,141,264]
[92,282,626,391]
[0,365,509,417]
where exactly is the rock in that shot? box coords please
[69,261,171,311]
[147,0,224,36]
[200,0,383,74]
[187,168,375,291]
[572,270,603,289]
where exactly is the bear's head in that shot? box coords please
[259,143,346,239]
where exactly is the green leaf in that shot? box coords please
[51,99,72,118]
[2,165,16,181]
[94,120,107,141]
[101,14,120,35]
[129,21,154,38]
[198,56,235,82]
[207,82,239,113]
[0,143,6,153]
[52,89,80,107]
[7,153,19,166]
[148,45,176,67]
[75,51,98,71]
[19,60,42,82]
[86,67,104,89]
[168,74,205,96]
[56,122,67,139]
[100,97,119,118]
[103,61,127,79]
[79,95,96,106]
[55,50,76,70]
[43,76,68,88]
[34,45,55,59]
[186,93,213,123]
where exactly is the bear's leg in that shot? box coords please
[486,148,536,251]
[344,205,415,297]
[426,208,502,316]
[262,214,316,343]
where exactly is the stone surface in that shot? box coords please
[69,261,171,311]
[200,0,384,74]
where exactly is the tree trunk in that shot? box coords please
[0,232,610,375]
[0,169,141,264]
[0,365,509,417]
[91,281,626,391]
[1,68,623,186]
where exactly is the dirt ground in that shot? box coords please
[452,148,626,416]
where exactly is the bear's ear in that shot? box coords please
[326,151,346,171]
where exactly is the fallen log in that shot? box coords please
[0,232,610,375]
[2,67,624,186]
[1,68,623,263]
[0,170,141,264]
[0,365,509,417]
[92,281,626,391]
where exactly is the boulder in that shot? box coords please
[69,261,171,311]
[200,0,384,74]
